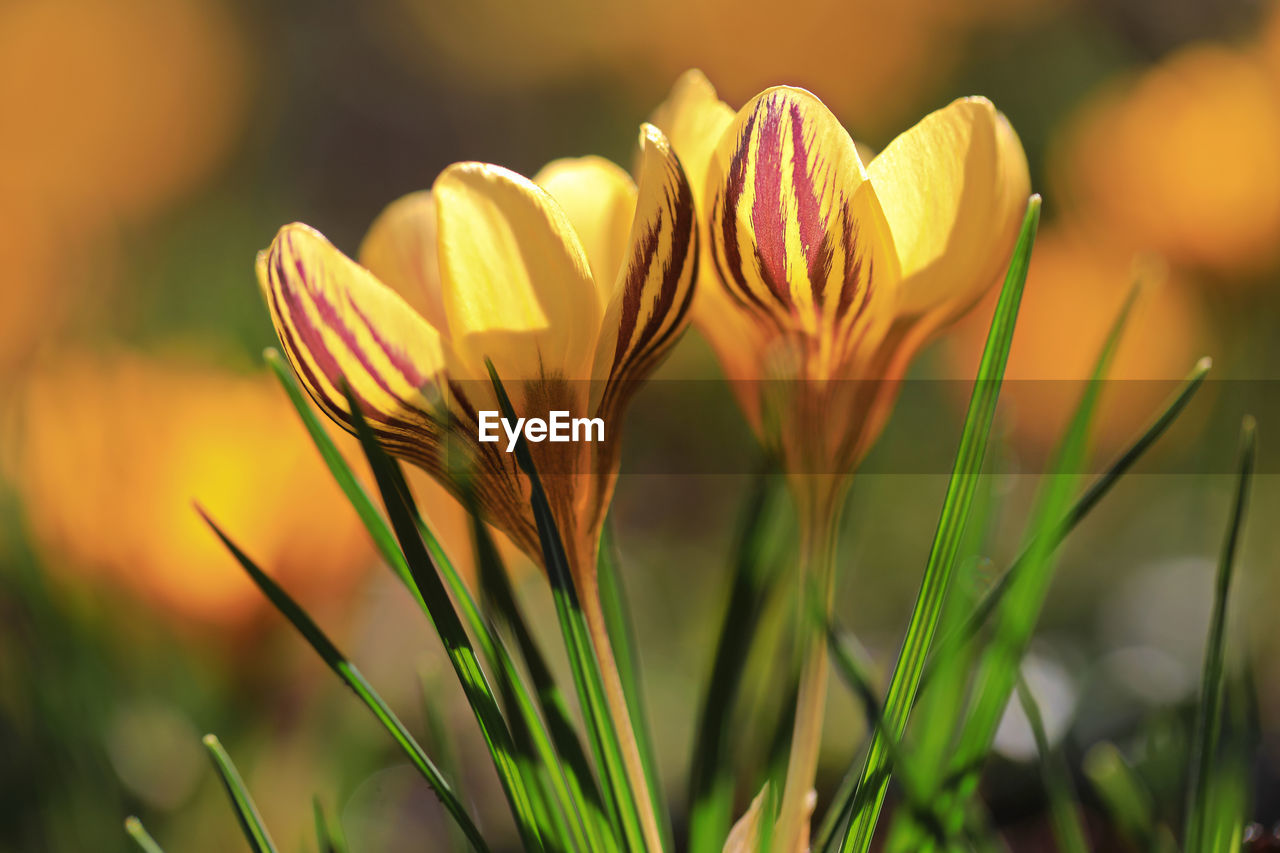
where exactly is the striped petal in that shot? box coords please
[257,223,449,470]
[434,162,602,388]
[357,190,450,334]
[591,124,697,406]
[534,156,637,297]
[868,96,1030,320]
[706,86,900,370]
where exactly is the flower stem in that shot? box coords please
[773,481,844,853]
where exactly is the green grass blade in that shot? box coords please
[930,271,1137,840]
[1184,416,1256,853]
[339,383,546,853]
[598,520,670,850]
[124,817,166,853]
[1014,677,1088,853]
[402,490,573,850]
[467,511,596,853]
[471,508,618,853]
[202,734,279,853]
[1082,743,1169,852]
[922,356,1211,686]
[420,672,473,853]
[264,348,411,587]
[312,798,349,853]
[839,195,1041,853]
[687,461,790,853]
[485,361,649,853]
[199,509,491,853]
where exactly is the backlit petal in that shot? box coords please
[535,156,637,295]
[357,190,449,334]
[868,96,1029,319]
[649,69,735,210]
[434,162,601,387]
[257,223,449,470]
[592,124,697,407]
[706,86,899,372]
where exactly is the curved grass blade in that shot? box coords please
[274,349,565,848]
[203,734,278,853]
[598,519,670,849]
[419,673,473,853]
[839,195,1041,853]
[1185,416,1256,853]
[687,460,790,853]
[921,356,1211,686]
[339,382,546,853]
[265,348,411,587]
[471,507,617,853]
[466,510,592,853]
[313,798,349,853]
[485,361,650,853]
[1083,743,1176,853]
[927,269,1138,840]
[199,508,490,852]
[124,817,166,853]
[1014,677,1088,853]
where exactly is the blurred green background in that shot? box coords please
[2,0,1278,849]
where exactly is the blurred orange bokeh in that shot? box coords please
[12,353,373,632]
[943,226,1207,453]
[0,0,248,376]
[0,0,248,223]
[1055,42,1280,276]
[390,0,1052,133]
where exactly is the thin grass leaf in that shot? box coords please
[467,510,594,853]
[339,382,546,853]
[399,487,574,851]
[312,798,349,853]
[839,195,1041,853]
[598,520,670,850]
[470,508,617,853]
[922,356,1211,686]
[1202,662,1257,853]
[1083,743,1174,853]
[1185,416,1256,853]
[687,461,790,853]
[202,734,278,853]
[265,348,411,587]
[1014,676,1088,853]
[420,672,473,853]
[485,361,650,853]
[124,817,166,853]
[199,508,490,853]
[927,267,1138,841]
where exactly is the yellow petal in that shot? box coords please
[257,222,448,470]
[868,96,1030,319]
[534,156,637,295]
[433,162,601,386]
[706,85,899,370]
[357,190,449,334]
[649,69,735,210]
[592,124,697,399]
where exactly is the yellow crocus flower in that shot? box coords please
[652,70,1030,851]
[257,124,696,851]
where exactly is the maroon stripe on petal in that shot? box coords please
[749,94,791,309]
[718,108,773,316]
[788,101,835,306]
[835,211,863,320]
[270,246,419,437]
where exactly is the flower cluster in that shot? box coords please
[259,70,1030,852]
